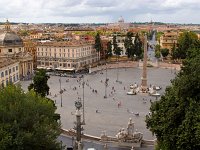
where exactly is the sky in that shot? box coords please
[0,0,200,24]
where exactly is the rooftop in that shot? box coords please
[0,58,18,69]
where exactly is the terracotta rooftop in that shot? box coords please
[37,40,94,47]
[0,57,18,69]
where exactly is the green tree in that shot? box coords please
[160,48,169,58]
[155,31,164,43]
[112,35,118,55]
[124,32,134,58]
[146,47,200,150]
[134,33,143,59]
[113,35,122,61]
[106,41,112,58]
[0,85,62,150]
[176,31,199,59]
[155,50,161,58]
[94,32,103,61]
[155,44,161,58]
[28,69,50,97]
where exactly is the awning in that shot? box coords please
[37,66,46,69]
[55,67,75,71]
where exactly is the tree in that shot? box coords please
[0,85,62,150]
[106,41,112,58]
[155,50,161,59]
[94,32,103,61]
[28,69,50,97]
[155,44,161,59]
[171,42,177,60]
[175,31,199,59]
[155,31,164,43]
[112,35,118,55]
[134,33,143,59]
[160,48,169,58]
[146,47,200,150]
[124,32,134,58]
[113,35,122,61]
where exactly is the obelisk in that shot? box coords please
[140,34,148,92]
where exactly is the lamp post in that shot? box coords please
[104,64,108,98]
[59,74,63,107]
[74,100,83,150]
[82,76,85,125]
[116,56,119,82]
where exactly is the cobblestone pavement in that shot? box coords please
[20,65,177,141]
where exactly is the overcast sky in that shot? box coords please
[0,0,199,24]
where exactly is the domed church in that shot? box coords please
[0,20,33,87]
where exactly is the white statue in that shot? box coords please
[127,118,134,136]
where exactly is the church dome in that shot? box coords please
[0,32,23,46]
[118,16,124,23]
[0,19,23,47]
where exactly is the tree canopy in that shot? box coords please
[146,47,200,150]
[0,85,62,150]
[106,41,112,58]
[160,48,169,58]
[124,32,134,58]
[124,32,143,59]
[28,69,50,97]
[113,35,122,56]
[173,31,199,59]
[134,33,143,59]
[94,32,103,53]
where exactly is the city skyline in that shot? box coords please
[0,0,200,24]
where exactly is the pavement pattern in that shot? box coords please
[20,66,177,141]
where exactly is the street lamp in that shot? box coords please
[82,76,85,125]
[59,74,63,107]
[74,100,83,150]
[116,56,119,82]
[104,64,108,98]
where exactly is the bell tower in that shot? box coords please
[5,19,11,31]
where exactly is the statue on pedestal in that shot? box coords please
[116,118,143,143]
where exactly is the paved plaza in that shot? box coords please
[20,65,177,140]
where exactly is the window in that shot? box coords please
[16,66,18,71]
[8,49,12,52]
[13,67,15,72]
[1,72,4,77]
[5,70,8,75]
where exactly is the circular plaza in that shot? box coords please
[20,63,177,140]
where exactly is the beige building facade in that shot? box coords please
[36,41,98,71]
[160,30,178,53]
[0,58,20,88]
[0,20,34,80]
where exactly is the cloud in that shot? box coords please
[0,0,199,23]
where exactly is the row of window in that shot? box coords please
[37,51,91,57]
[1,66,18,78]
[37,47,92,53]
[1,73,19,87]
